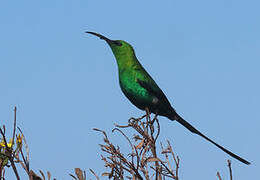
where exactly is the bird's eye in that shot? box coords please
[114,41,122,46]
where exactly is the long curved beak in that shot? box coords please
[86,31,113,43]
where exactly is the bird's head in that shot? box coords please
[86,32,136,67]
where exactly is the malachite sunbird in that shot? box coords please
[86,31,250,165]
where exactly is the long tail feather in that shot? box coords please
[168,112,250,165]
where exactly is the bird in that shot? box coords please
[86,31,250,165]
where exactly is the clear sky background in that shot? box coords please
[1,0,259,179]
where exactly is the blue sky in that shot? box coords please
[1,0,259,179]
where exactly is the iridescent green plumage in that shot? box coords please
[86,31,250,165]
[109,40,173,117]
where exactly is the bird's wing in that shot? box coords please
[137,79,163,98]
[136,79,172,106]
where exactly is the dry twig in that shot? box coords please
[94,112,180,179]
[217,160,233,180]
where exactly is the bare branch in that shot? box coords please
[89,169,100,180]
[217,172,222,180]
[93,112,180,179]
[227,160,232,180]
[12,106,17,148]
